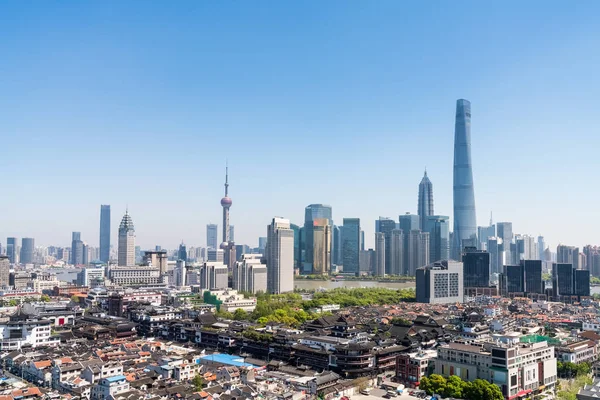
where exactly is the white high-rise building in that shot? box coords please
[266,217,294,294]
[118,210,135,266]
[174,260,187,287]
[233,254,267,294]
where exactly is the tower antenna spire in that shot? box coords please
[490,211,493,226]
[224,161,229,196]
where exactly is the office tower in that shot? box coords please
[220,165,233,250]
[425,215,450,263]
[520,235,538,260]
[496,222,513,264]
[207,248,224,263]
[416,260,464,304]
[174,260,187,287]
[592,253,600,278]
[99,205,111,263]
[155,245,162,251]
[118,210,135,266]
[377,217,396,275]
[452,99,477,258]
[557,245,580,269]
[418,170,434,232]
[407,230,430,276]
[332,225,342,266]
[341,218,360,275]
[359,249,375,274]
[178,242,187,261]
[522,260,543,294]
[229,225,235,242]
[258,237,267,252]
[20,238,35,264]
[312,218,331,275]
[0,256,9,288]
[552,263,573,297]
[290,224,301,270]
[399,213,420,233]
[389,229,404,276]
[462,247,490,288]
[574,269,591,297]
[207,224,218,249]
[477,214,495,250]
[538,237,545,261]
[142,250,168,275]
[501,265,524,294]
[6,238,17,264]
[303,204,333,273]
[233,254,267,294]
[223,241,237,270]
[71,232,84,265]
[486,237,501,276]
[375,232,386,276]
[199,262,229,290]
[266,217,294,294]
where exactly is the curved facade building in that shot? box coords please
[452,99,477,258]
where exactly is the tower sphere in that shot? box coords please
[221,197,232,207]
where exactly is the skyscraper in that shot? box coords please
[425,215,450,263]
[178,242,187,261]
[552,263,573,297]
[312,218,331,275]
[303,204,333,273]
[71,232,84,265]
[452,99,477,258]
[407,230,430,276]
[229,226,235,242]
[206,224,218,249]
[220,165,233,250]
[375,232,386,277]
[462,248,490,288]
[341,218,360,275]
[377,217,397,275]
[332,225,342,266]
[557,245,580,269]
[290,224,301,270]
[99,205,111,263]
[537,236,546,261]
[390,229,404,275]
[496,222,513,265]
[522,260,543,294]
[266,217,294,294]
[399,213,420,274]
[118,210,135,266]
[418,170,434,232]
[0,256,9,288]
[20,238,35,264]
[477,213,495,250]
[6,237,17,264]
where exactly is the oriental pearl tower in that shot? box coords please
[220,164,232,250]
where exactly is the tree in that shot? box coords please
[463,379,503,400]
[40,294,51,302]
[445,375,467,398]
[192,374,204,391]
[233,308,248,321]
[70,295,79,304]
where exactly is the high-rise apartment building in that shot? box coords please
[7,237,17,264]
[416,260,463,304]
[375,232,386,277]
[399,213,420,273]
[233,254,267,294]
[99,205,111,263]
[425,215,450,263]
[312,218,331,275]
[418,170,434,232]
[557,245,580,270]
[407,230,430,276]
[118,211,135,266]
[20,238,35,265]
[174,260,187,287]
[377,217,397,275]
[452,99,477,258]
[390,229,404,275]
[0,256,9,288]
[303,204,333,273]
[537,236,546,261]
[266,217,294,294]
[341,218,360,275]
[206,224,218,249]
[462,248,490,288]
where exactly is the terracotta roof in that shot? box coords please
[33,360,52,369]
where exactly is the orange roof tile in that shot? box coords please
[33,360,52,369]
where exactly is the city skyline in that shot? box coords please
[2,2,600,250]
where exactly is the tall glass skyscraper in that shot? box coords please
[452,99,477,258]
[418,170,434,232]
[6,237,17,264]
[376,217,396,275]
[342,218,360,275]
[99,205,111,263]
[303,204,332,273]
[206,224,218,249]
[425,215,450,263]
[20,238,35,264]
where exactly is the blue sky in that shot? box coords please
[1,1,599,250]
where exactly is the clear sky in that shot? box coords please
[1,1,599,251]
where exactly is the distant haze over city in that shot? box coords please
[2,2,599,250]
